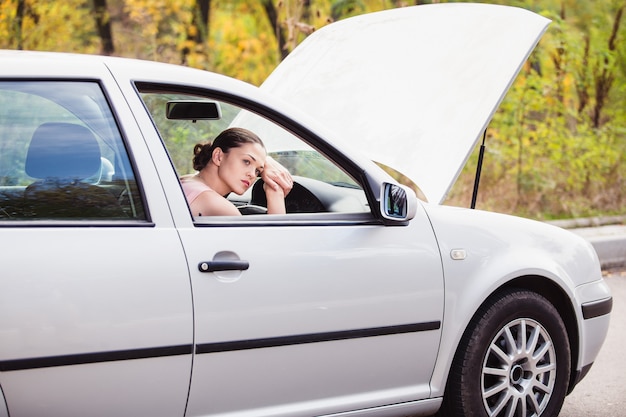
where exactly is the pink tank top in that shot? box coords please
[180,176,213,204]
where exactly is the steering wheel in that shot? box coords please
[237,204,268,215]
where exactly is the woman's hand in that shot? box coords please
[261,156,293,196]
[263,178,287,214]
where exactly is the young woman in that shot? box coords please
[180,127,292,216]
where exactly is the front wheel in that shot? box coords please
[439,289,571,417]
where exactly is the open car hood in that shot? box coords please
[261,3,550,203]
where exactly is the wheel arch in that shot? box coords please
[438,282,574,416]
[499,275,580,393]
[438,275,580,403]
[452,275,577,397]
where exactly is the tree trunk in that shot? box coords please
[261,0,288,61]
[193,0,211,44]
[576,36,590,115]
[93,0,114,55]
[592,6,623,128]
[182,0,211,65]
[15,0,25,50]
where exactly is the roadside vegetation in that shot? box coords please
[1,0,624,220]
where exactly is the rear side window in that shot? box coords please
[0,81,145,221]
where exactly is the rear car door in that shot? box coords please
[0,75,193,417]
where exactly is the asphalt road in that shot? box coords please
[559,270,626,416]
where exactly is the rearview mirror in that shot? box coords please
[380,183,417,222]
[166,100,221,120]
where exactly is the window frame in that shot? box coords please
[0,78,151,225]
[134,82,381,226]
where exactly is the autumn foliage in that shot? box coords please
[1,0,625,219]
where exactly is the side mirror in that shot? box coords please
[380,183,417,222]
[166,100,221,120]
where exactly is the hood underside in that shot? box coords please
[262,3,550,203]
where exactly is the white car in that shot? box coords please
[0,4,612,417]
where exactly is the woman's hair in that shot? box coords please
[192,127,265,171]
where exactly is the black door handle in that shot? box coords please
[198,260,249,272]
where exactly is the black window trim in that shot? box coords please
[132,81,384,225]
[0,77,152,225]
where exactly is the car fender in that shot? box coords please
[0,384,7,417]
[420,203,604,396]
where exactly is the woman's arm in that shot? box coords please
[260,155,292,215]
[263,183,286,214]
[261,156,293,196]
[190,190,241,216]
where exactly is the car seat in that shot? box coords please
[23,122,126,219]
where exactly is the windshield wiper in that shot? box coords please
[330,181,360,189]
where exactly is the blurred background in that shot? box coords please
[1,0,625,221]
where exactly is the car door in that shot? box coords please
[135,86,445,416]
[183,219,443,416]
[0,79,193,417]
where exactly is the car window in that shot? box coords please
[137,88,370,218]
[0,81,145,221]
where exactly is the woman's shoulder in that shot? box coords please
[180,175,214,202]
[181,175,210,188]
[180,174,240,216]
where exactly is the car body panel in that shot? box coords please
[262,3,550,203]
[574,280,612,367]
[420,203,611,394]
[0,59,195,417]
[0,3,611,417]
[181,218,443,416]
[0,387,7,417]
[106,54,446,416]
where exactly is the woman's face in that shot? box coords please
[217,142,266,195]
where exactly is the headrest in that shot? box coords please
[25,122,101,180]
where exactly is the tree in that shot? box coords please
[14,0,25,49]
[93,0,114,55]
[261,0,288,60]
[591,4,624,128]
[182,0,210,65]
[2,0,626,219]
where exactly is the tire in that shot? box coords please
[438,289,571,417]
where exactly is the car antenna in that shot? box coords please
[470,129,487,209]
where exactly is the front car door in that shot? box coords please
[0,69,193,417]
[134,84,445,416]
